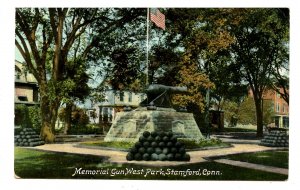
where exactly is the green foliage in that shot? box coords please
[222,101,239,127]
[238,97,274,125]
[58,106,91,134]
[28,106,42,132]
[222,97,274,126]
[15,105,41,133]
[14,105,31,128]
[177,138,227,149]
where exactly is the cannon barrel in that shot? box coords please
[147,84,187,94]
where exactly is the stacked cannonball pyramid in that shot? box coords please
[15,128,45,147]
[126,131,190,161]
[260,129,288,147]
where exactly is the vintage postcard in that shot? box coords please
[13,7,289,182]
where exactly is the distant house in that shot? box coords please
[91,87,146,124]
[15,60,39,106]
[249,87,289,128]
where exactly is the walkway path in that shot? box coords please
[214,159,288,175]
[28,143,287,172]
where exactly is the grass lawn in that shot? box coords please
[223,150,288,169]
[15,147,287,180]
[79,138,231,150]
[222,127,257,132]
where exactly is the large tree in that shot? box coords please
[225,9,289,136]
[159,8,289,136]
[15,8,144,142]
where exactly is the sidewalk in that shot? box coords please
[214,159,288,175]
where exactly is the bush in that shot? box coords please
[177,138,224,149]
[28,106,42,132]
[15,104,31,128]
[68,124,101,135]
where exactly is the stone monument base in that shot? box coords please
[104,107,203,142]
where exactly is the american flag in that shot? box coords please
[150,8,165,30]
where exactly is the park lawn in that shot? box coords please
[15,147,287,180]
[79,140,134,150]
[222,127,257,132]
[224,150,288,169]
[79,138,231,150]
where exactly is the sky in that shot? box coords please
[2,1,300,190]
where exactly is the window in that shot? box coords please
[15,73,21,80]
[18,96,28,101]
[277,92,281,98]
[120,91,124,102]
[128,92,132,102]
[283,117,289,128]
[276,102,280,113]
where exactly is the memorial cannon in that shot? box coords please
[140,84,188,108]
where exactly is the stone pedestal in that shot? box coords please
[104,107,203,142]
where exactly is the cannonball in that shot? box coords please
[178,147,186,154]
[126,152,134,161]
[151,153,158,161]
[134,141,142,148]
[174,153,182,161]
[166,141,173,147]
[139,136,146,142]
[175,141,183,148]
[146,147,154,154]
[170,136,177,143]
[158,142,165,147]
[130,147,138,154]
[143,153,151,161]
[170,147,178,153]
[147,136,154,142]
[143,131,151,138]
[155,147,162,154]
[158,153,167,161]
[151,141,158,147]
[158,131,166,137]
[162,136,169,142]
[134,153,142,161]
[155,136,162,142]
[143,141,150,147]
[167,153,175,161]
[183,153,190,161]
[151,131,158,137]
[166,131,173,138]
[138,147,146,154]
[162,147,169,154]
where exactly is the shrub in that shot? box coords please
[28,106,42,132]
[15,104,31,128]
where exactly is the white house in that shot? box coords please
[90,88,146,124]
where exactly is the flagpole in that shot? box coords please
[146,8,150,86]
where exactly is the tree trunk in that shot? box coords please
[40,120,55,143]
[39,82,58,143]
[254,97,264,137]
[64,102,73,134]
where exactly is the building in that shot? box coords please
[249,87,289,128]
[15,60,39,106]
[262,88,289,128]
[91,88,146,124]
